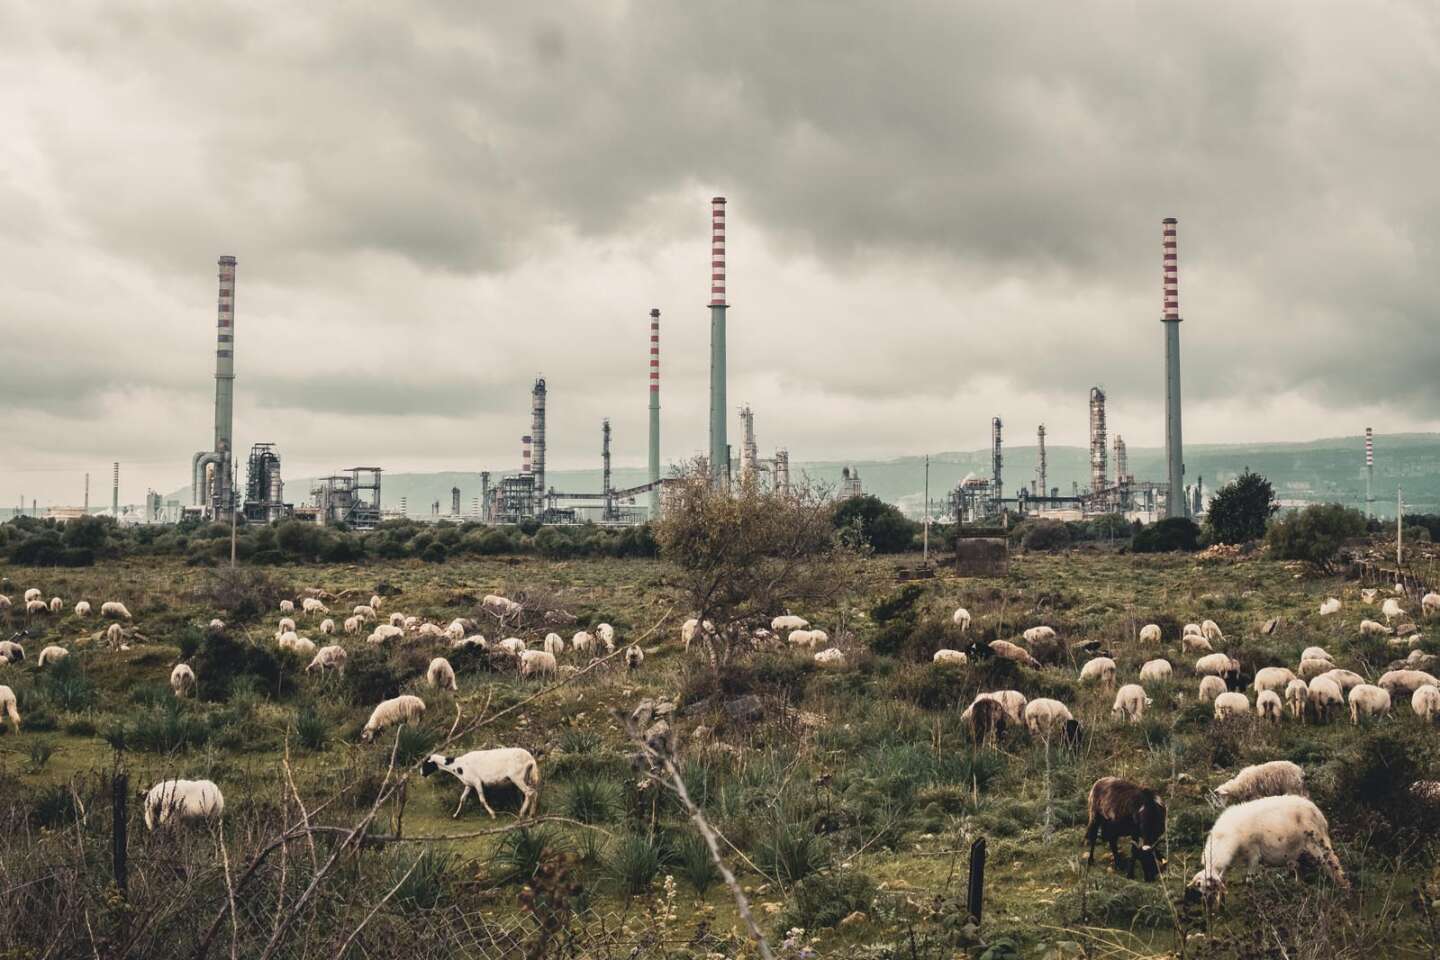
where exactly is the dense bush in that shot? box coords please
[1266,503,1367,569]
[833,495,918,553]
[776,871,877,932]
[1206,469,1278,544]
[1020,519,1071,551]
[190,630,286,702]
[1132,517,1201,553]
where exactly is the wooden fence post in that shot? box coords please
[966,837,986,925]
[113,771,129,895]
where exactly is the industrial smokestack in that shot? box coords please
[84,473,89,514]
[112,462,119,517]
[1365,427,1375,519]
[522,435,532,475]
[1089,387,1108,493]
[1162,219,1186,517]
[602,418,613,520]
[214,255,237,512]
[708,197,728,487]
[648,308,660,517]
[1036,425,1047,503]
[451,487,460,515]
[1114,435,1128,485]
[739,405,758,484]
[991,417,1003,502]
[531,378,546,505]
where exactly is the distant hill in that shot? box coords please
[158,433,1440,519]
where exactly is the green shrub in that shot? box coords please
[294,708,328,751]
[389,847,455,909]
[1133,517,1201,553]
[606,832,665,896]
[493,828,563,885]
[393,725,437,766]
[37,658,96,712]
[1020,519,1071,552]
[191,630,285,702]
[757,822,828,885]
[776,871,876,932]
[1266,503,1368,570]
[673,832,719,895]
[127,701,210,753]
[558,773,622,824]
[345,646,423,706]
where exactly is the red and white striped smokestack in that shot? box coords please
[1162,219,1179,321]
[1365,427,1374,466]
[710,197,726,307]
[649,308,660,394]
[522,435,532,475]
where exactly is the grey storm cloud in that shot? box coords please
[1,1,1438,504]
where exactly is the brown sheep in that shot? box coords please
[1085,777,1167,880]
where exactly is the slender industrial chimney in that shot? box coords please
[1114,435,1128,485]
[112,462,119,517]
[708,197,728,487]
[451,487,460,515]
[1162,219,1186,517]
[84,473,90,514]
[602,418,613,520]
[991,417,1003,503]
[1365,427,1375,519]
[522,436,532,475]
[648,308,661,517]
[739,404,758,484]
[531,377,546,503]
[1035,425,1047,503]
[1089,387,1108,493]
[214,255,237,512]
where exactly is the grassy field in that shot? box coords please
[1,550,1439,958]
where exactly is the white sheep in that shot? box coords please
[422,749,539,818]
[1195,653,1238,677]
[989,639,1040,669]
[1139,623,1162,644]
[353,604,376,621]
[1080,656,1118,687]
[0,640,25,664]
[319,618,336,635]
[306,645,348,675]
[1308,676,1344,721]
[452,634,487,651]
[499,637,527,655]
[1360,619,1394,638]
[23,588,41,602]
[208,618,225,632]
[1256,689,1283,722]
[25,599,48,616]
[1023,698,1074,736]
[1285,679,1309,719]
[952,607,972,631]
[427,657,458,691]
[1382,598,1405,623]
[1410,684,1440,722]
[1378,669,1439,696]
[933,649,968,666]
[0,685,18,731]
[573,630,596,654]
[47,596,62,614]
[520,649,557,677]
[360,695,426,742]
[302,597,328,615]
[788,628,819,649]
[1253,666,1296,693]
[369,594,384,610]
[1423,592,1440,617]
[279,633,316,658]
[990,690,1028,725]
[0,596,9,612]
[1199,675,1227,703]
[170,663,196,697]
[417,623,446,640]
[1201,619,1224,643]
[1182,633,1214,653]
[1317,667,1364,693]
[37,645,68,667]
[1139,659,1172,685]
[481,595,523,622]
[278,617,297,635]
[1214,761,1308,805]
[279,600,295,614]
[1300,646,1334,664]
[445,620,466,642]
[368,624,404,645]
[1112,684,1151,723]
[1348,683,1391,723]
[814,648,847,670]
[143,779,224,830]
[1213,691,1250,720]
[343,616,363,635]
[625,644,645,671]
[1023,625,1057,644]
[404,616,421,632]
[596,623,616,650]
[1395,582,1408,596]
[1319,597,1342,616]
[389,612,405,627]
[1360,588,1378,604]
[771,614,809,632]
[1188,795,1346,902]
[809,629,830,646]
[105,623,123,646]
[543,633,565,657]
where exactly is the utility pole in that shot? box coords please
[1397,486,1404,568]
[230,461,238,568]
[923,455,930,564]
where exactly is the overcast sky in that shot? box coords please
[3,2,1438,507]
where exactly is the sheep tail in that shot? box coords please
[524,760,539,789]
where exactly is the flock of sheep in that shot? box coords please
[934,583,1440,902]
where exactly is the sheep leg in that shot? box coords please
[474,784,497,818]
[1084,822,1100,865]
[512,775,534,818]
[453,786,470,818]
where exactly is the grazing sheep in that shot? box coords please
[963,696,1009,742]
[1382,598,1405,623]
[814,648,847,670]
[0,596,10,612]
[990,690,1028,725]
[0,685,19,731]
[1112,684,1151,723]
[170,663,196,698]
[990,639,1041,669]
[1201,620,1224,643]
[1360,619,1394,638]
[279,633,316,658]
[520,649,558,677]
[452,635,488,651]
[0,640,25,664]
[809,629,830,646]
[47,597,62,614]
[1023,698,1077,740]
[933,649,968,666]
[1081,656,1118,687]
[23,588,41,603]
[25,600,48,616]
[499,637,527,655]
[143,779,225,830]
[1361,588,1378,604]
[1199,675,1228,703]
[343,616,362,635]
[543,633,565,657]
[1196,653,1238,677]
[278,617,297,635]
[1182,633,1214,653]
[1285,679,1309,719]
[404,616,422,632]
[1423,592,1440,617]
[301,598,328,615]
[1253,667,1297,693]
[624,644,645,671]
[1395,582,1408,596]
[1318,668,1365,693]
[481,595,523,622]
[1138,623,1162,644]
[1319,598,1342,616]
[1213,760,1307,806]
[596,623,616,649]
[367,624,403,645]
[1307,676,1344,722]
[1349,683,1391,723]
[319,618,336,635]
[573,631,596,654]
[1256,689,1283,721]
[1023,625,1057,644]
[208,618,225,631]
[353,604,376,621]
[952,607,972,631]
[444,621,466,642]
[360,695,426,742]
[1187,795,1346,903]
[37,645,68,667]
[771,614,809,632]
[417,623,446,640]
[1300,646,1334,664]
[422,749,540,818]
[1183,622,1203,637]
[306,645,348,676]
[1085,777,1167,878]
[1213,691,1250,720]
[1139,659,1173,684]
[105,623,123,645]
[1378,669,1440,696]
[389,612,405,627]
[279,600,295,614]
[369,595,384,611]
[427,657,458,691]
[1410,685,1440,722]
[788,629,819,648]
